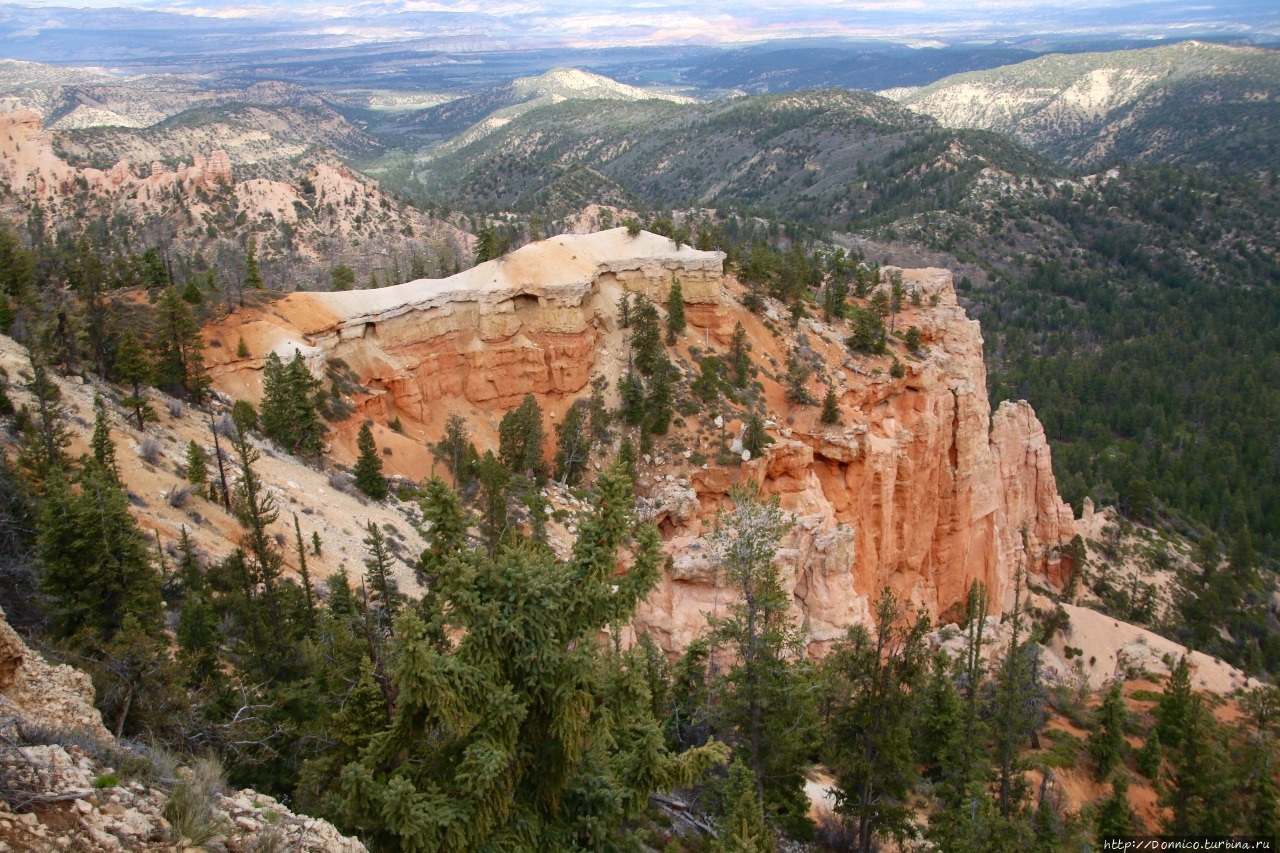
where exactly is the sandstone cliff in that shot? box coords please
[204,229,1076,654]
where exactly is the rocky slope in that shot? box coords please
[0,606,366,852]
[0,110,470,290]
[203,228,1077,653]
[886,40,1280,173]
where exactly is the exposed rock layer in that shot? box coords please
[204,231,1075,653]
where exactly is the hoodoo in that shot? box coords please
[206,229,1076,654]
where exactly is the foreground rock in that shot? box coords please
[0,608,365,852]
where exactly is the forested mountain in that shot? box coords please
[889,40,1280,174]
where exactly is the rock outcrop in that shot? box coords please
[203,232,1076,655]
[0,607,366,852]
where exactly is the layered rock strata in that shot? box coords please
[204,231,1074,654]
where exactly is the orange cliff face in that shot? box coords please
[202,230,1075,654]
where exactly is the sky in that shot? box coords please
[1,0,1278,56]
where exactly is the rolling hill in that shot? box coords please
[887,40,1280,174]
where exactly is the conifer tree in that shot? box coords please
[1095,773,1134,840]
[293,513,316,629]
[666,277,685,344]
[90,396,118,481]
[18,357,71,479]
[243,235,264,292]
[498,394,544,477]
[114,330,153,429]
[154,287,211,402]
[175,527,220,685]
[185,440,207,495]
[821,386,841,424]
[730,321,751,387]
[553,399,590,486]
[326,568,357,618]
[645,363,675,437]
[363,521,402,631]
[477,450,509,555]
[784,355,815,405]
[1240,731,1279,839]
[431,413,475,487]
[993,569,1044,816]
[618,369,645,426]
[709,485,813,831]
[586,375,612,449]
[1163,697,1234,835]
[716,759,774,852]
[261,350,324,455]
[827,589,930,852]
[353,422,387,500]
[38,459,163,641]
[418,476,468,581]
[230,423,288,675]
[617,291,632,328]
[631,295,665,376]
[743,412,771,457]
[1089,679,1130,779]
[617,434,638,490]
[336,462,726,850]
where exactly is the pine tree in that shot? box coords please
[261,350,325,455]
[90,396,118,481]
[730,321,751,388]
[666,277,685,344]
[1240,731,1280,839]
[498,394,544,477]
[418,476,469,580]
[617,434,638,491]
[586,376,611,449]
[185,440,207,495]
[715,759,774,852]
[743,412,771,457]
[230,423,289,676]
[363,521,402,631]
[645,363,675,437]
[154,287,211,402]
[784,355,815,405]
[114,330,153,429]
[37,459,163,641]
[709,485,814,832]
[631,295,665,376]
[477,450,509,555]
[18,357,72,480]
[618,369,645,426]
[243,235,264,292]
[821,386,841,424]
[1163,697,1234,835]
[1089,679,1130,779]
[692,354,723,402]
[353,422,387,500]
[175,527,220,685]
[335,461,726,850]
[553,399,590,486]
[617,291,632,328]
[431,413,475,487]
[293,514,315,629]
[326,568,357,618]
[992,569,1045,816]
[905,326,923,353]
[827,589,930,852]
[1156,656,1195,749]
[846,305,887,355]
[1095,773,1134,840]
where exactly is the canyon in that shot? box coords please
[204,228,1076,653]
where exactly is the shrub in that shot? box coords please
[163,757,228,849]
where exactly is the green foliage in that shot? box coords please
[330,263,355,291]
[153,287,211,403]
[1089,680,1130,779]
[90,396,118,480]
[1095,773,1133,841]
[715,760,774,852]
[820,386,841,424]
[260,350,325,456]
[784,355,814,405]
[904,325,922,353]
[231,399,257,434]
[431,413,477,488]
[114,330,154,430]
[743,413,772,457]
[553,399,590,486]
[418,476,469,583]
[666,278,685,344]
[729,321,751,388]
[846,305,887,355]
[477,450,509,554]
[185,440,207,490]
[498,394,545,477]
[335,462,726,850]
[631,295,666,376]
[243,236,264,291]
[353,422,387,500]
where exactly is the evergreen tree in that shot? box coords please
[261,350,325,455]
[431,413,475,487]
[1240,731,1280,839]
[326,568,357,618]
[992,570,1045,816]
[617,291,632,328]
[38,459,163,641]
[498,394,544,477]
[418,476,469,582]
[644,363,675,437]
[730,321,751,387]
[185,440,208,495]
[293,514,316,629]
[335,462,726,850]
[1163,697,1234,835]
[175,527,220,685]
[90,396,118,481]
[553,399,590,486]
[666,277,685,344]
[743,413,771,457]
[709,485,814,832]
[18,357,71,480]
[363,521,403,631]
[243,236,264,292]
[1156,656,1195,749]
[1095,773,1134,840]
[827,589,931,852]
[784,355,815,405]
[631,295,666,376]
[692,354,724,402]
[846,306,887,355]
[821,386,841,424]
[586,376,612,449]
[905,326,923,354]
[154,287,211,402]
[618,369,645,426]
[617,435,638,490]
[1089,679,1130,779]
[477,450,509,555]
[715,759,774,852]
[114,330,154,429]
[353,422,387,500]
[230,423,289,677]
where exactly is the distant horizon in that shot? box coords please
[1,0,1277,64]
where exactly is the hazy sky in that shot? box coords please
[3,0,1278,51]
